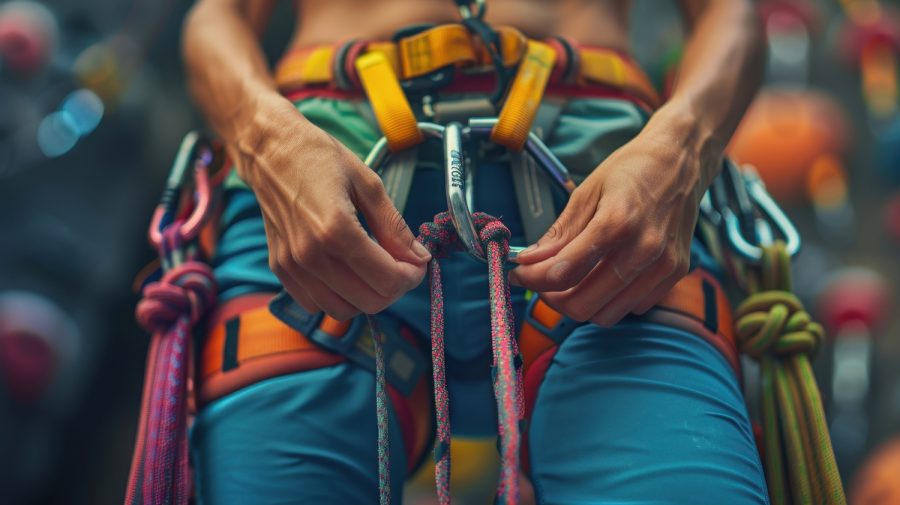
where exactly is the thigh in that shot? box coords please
[190,363,408,505]
[528,321,769,505]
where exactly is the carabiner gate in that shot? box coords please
[148,131,216,250]
[710,159,802,263]
[365,118,576,263]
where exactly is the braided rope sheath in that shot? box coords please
[126,225,217,505]
[415,211,521,505]
[367,315,392,505]
[735,241,845,505]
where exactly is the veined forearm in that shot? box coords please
[181,0,302,161]
[643,0,765,186]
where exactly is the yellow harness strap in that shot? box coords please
[490,41,556,150]
[579,48,661,107]
[355,52,424,151]
[274,46,336,90]
[399,24,478,79]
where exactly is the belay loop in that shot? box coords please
[411,211,522,505]
[734,241,844,505]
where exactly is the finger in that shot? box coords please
[511,183,601,264]
[300,202,427,299]
[510,201,635,292]
[288,267,359,321]
[281,281,322,315]
[307,254,401,314]
[589,258,679,327]
[339,235,428,299]
[352,170,431,264]
[632,270,685,315]
[538,254,630,322]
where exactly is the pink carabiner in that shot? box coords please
[148,160,214,248]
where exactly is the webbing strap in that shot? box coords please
[490,41,557,150]
[578,47,661,108]
[274,46,336,91]
[399,24,477,78]
[356,52,424,152]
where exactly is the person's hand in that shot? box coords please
[234,100,431,320]
[509,125,716,327]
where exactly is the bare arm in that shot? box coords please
[182,0,430,320]
[658,0,766,188]
[511,0,764,325]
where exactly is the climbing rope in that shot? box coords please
[367,315,392,505]
[125,134,218,505]
[394,210,522,505]
[734,241,845,505]
[126,226,217,505]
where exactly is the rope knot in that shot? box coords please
[416,211,511,259]
[735,290,824,360]
[136,261,217,334]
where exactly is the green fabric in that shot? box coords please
[224,96,650,189]
[224,98,383,190]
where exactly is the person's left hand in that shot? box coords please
[509,127,715,327]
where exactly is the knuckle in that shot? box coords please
[636,233,666,262]
[360,170,386,195]
[544,220,567,241]
[289,242,316,266]
[386,207,410,238]
[314,217,350,249]
[604,209,637,238]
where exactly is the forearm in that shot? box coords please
[181,0,309,183]
[642,0,765,187]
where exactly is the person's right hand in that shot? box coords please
[235,103,431,321]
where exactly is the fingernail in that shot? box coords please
[507,269,521,286]
[413,240,431,260]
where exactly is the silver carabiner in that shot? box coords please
[364,118,576,263]
[444,122,488,260]
[720,163,802,262]
[467,117,577,193]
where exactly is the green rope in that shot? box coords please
[734,241,846,505]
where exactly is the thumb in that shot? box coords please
[353,172,431,264]
[513,186,597,264]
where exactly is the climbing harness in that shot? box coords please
[125,1,846,504]
[126,133,219,505]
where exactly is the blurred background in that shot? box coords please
[0,0,898,503]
